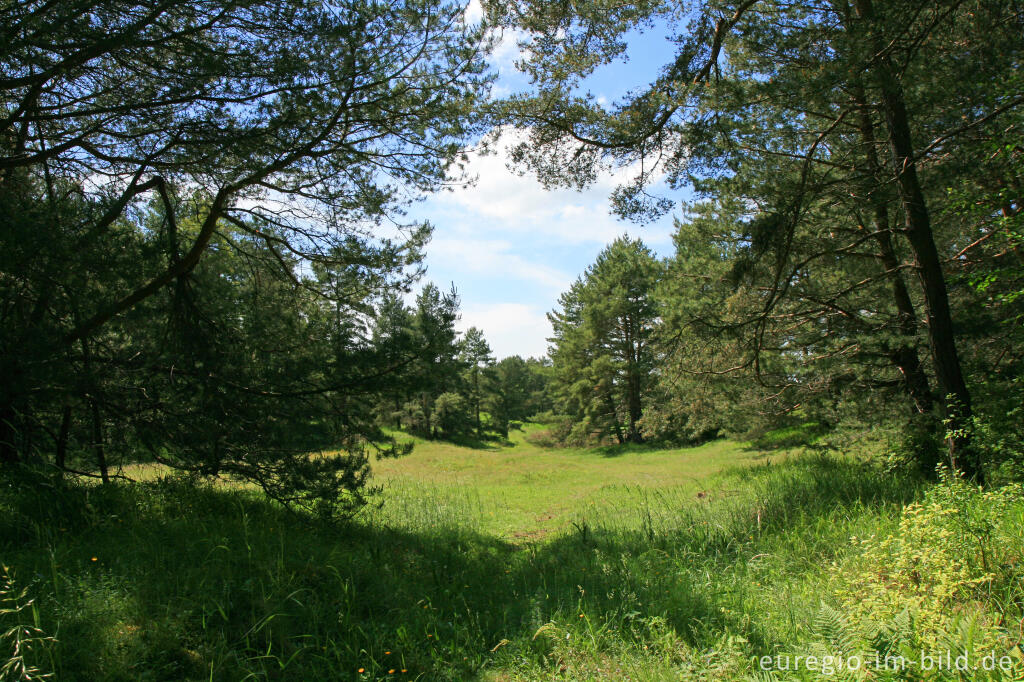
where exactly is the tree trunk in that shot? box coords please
[854,0,978,480]
[80,336,110,484]
[473,369,482,437]
[623,315,643,443]
[852,87,940,471]
[0,353,23,464]
[0,403,17,465]
[606,394,625,445]
[56,404,72,471]
[626,369,643,443]
[422,392,433,439]
[90,399,109,485]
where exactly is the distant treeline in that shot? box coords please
[370,286,553,441]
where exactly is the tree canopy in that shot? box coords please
[1,0,491,513]
[548,236,661,444]
[485,0,1024,477]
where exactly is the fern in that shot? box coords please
[813,603,864,658]
[870,608,916,660]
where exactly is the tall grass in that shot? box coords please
[1,443,1021,680]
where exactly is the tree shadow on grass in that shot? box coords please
[447,433,517,450]
[591,434,726,458]
[0,455,924,681]
[742,422,831,452]
[396,431,514,451]
[590,442,664,458]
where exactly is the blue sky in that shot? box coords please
[408,1,687,359]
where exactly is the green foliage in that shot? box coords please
[818,472,1024,675]
[458,327,494,437]
[1,565,55,681]
[482,356,553,438]
[369,289,552,443]
[488,0,1024,477]
[0,0,491,511]
[432,392,474,440]
[548,236,662,445]
[398,400,430,437]
[749,422,828,451]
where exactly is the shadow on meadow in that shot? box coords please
[0,454,922,681]
[393,432,514,452]
[445,433,516,450]
[743,422,830,451]
[589,432,724,459]
[589,442,665,458]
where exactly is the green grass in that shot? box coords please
[367,428,782,540]
[2,430,1022,681]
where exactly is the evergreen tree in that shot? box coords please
[483,355,530,437]
[485,0,1024,477]
[548,237,662,444]
[371,293,419,429]
[0,0,490,512]
[458,327,494,437]
[408,283,462,438]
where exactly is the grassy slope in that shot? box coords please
[2,431,1020,681]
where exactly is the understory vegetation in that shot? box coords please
[2,429,1023,681]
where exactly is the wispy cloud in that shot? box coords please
[489,27,528,76]
[463,0,483,24]
[431,127,676,248]
[427,237,571,294]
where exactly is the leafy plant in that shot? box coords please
[828,472,1024,664]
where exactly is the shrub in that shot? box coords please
[824,471,1024,666]
[433,392,474,440]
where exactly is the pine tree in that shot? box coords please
[459,327,494,437]
[485,0,1024,477]
[548,237,662,444]
[0,0,489,512]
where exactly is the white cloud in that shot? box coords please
[411,129,680,359]
[427,236,571,293]
[433,127,676,248]
[463,0,527,77]
[490,27,528,75]
[463,0,483,25]
[457,302,551,359]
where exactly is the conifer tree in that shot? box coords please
[485,0,1024,476]
[0,0,490,511]
[459,327,494,437]
[548,237,662,444]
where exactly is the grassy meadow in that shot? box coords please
[2,428,1023,681]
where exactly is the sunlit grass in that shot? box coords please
[3,429,1021,680]
[369,429,785,539]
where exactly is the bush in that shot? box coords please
[822,470,1024,666]
[399,400,429,436]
